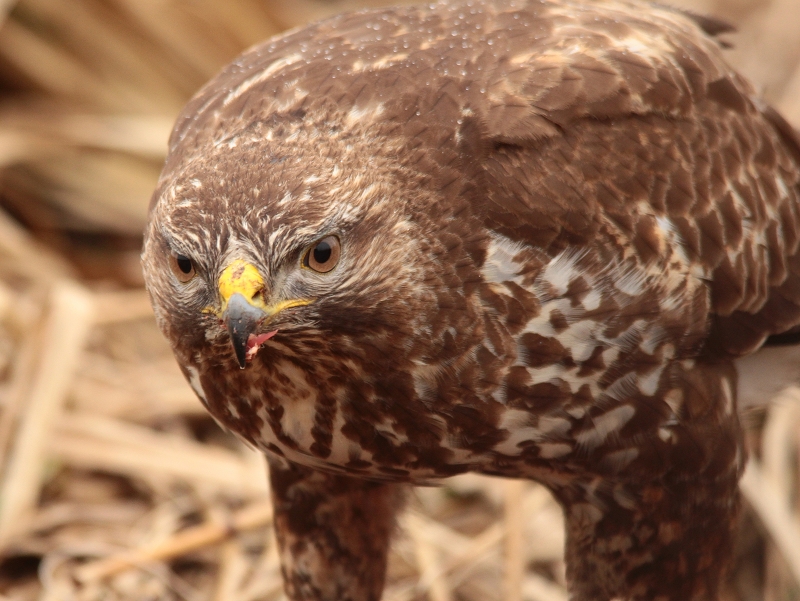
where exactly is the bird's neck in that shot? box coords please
[557,469,741,601]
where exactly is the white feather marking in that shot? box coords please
[526,363,566,382]
[555,319,600,362]
[603,371,640,402]
[663,388,683,416]
[613,264,649,296]
[482,233,527,285]
[494,409,539,455]
[721,377,734,415]
[656,216,690,265]
[582,289,601,311]
[639,325,665,355]
[268,225,287,247]
[637,364,664,397]
[601,447,639,470]
[345,103,385,126]
[537,415,571,436]
[185,365,207,403]
[223,53,303,106]
[576,404,635,449]
[538,443,572,458]
[540,249,585,296]
[658,427,675,443]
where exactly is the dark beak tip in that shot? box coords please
[234,344,248,369]
[223,293,267,370]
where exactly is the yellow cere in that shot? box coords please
[218,259,266,310]
[212,259,313,316]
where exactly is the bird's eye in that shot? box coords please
[303,236,341,273]
[169,253,196,283]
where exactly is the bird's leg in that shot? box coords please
[555,361,745,601]
[558,469,742,600]
[267,454,405,601]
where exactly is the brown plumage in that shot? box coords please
[141,0,800,599]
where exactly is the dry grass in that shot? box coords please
[0,0,798,600]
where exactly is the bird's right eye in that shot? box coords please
[169,253,196,283]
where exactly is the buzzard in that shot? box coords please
[142,0,800,599]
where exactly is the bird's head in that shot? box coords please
[142,122,478,376]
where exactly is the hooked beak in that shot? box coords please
[216,259,311,369]
[224,292,268,368]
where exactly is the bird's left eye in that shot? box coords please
[303,236,341,273]
[169,253,196,283]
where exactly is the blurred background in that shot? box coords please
[0,0,798,600]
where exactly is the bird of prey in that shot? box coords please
[141,0,800,599]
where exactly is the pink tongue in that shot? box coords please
[245,330,277,361]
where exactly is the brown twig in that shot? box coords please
[75,499,274,582]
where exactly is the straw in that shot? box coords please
[0,281,94,543]
[75,499,273,582]
[740,459,800,587]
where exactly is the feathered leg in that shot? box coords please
[554,361,745,601]
[558,467,742,600]
[267,455,404,601]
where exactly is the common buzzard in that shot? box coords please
[142,1,800,599]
